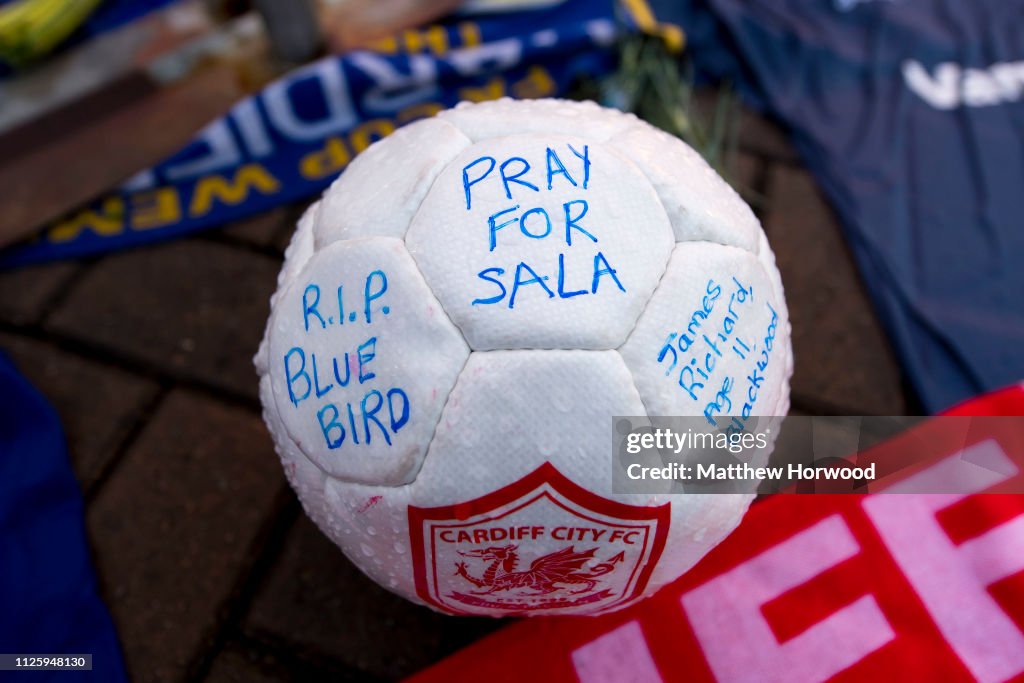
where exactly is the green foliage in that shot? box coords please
[575,33,747,194]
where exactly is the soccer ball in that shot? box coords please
[255,98,792,617]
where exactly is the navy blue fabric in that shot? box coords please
[0,352,128,682]
[673,0,1024,413]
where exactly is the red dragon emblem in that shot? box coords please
[454,544,625,595]
[409,463,670,615]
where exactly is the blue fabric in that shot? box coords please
[72,0,181,36]
[675,0,1024,413]
[0,352,128,682]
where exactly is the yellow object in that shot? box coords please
[0,0,103,66]
[619,0,686,53]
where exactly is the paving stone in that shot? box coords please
[738,105,801,164]
[727,152,764,209]
[0,65,243,248]
[730,152,762,189]
[764,166,907,414]
[691,88,799,164]
[204,642,291,683]
[0,331,158,490]
[246,515,501,680]
[204,639,369,683]
[0,261,79,325]
[221,208,291,249]
[88,390,284,683]
[47,240,279,400]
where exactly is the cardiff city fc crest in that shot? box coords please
[408,463,670,615]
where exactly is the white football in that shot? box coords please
[255,98,792,617]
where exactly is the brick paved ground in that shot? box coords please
[0,102,916,683]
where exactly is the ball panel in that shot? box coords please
[755,230,793,415]
[266,237,469,485]
[405,134,674,351]
[417,350,648,500]
[438,97,637,143]
[644,489,753,589]
[314,118,471,248]
[319,474,422,604]
[619,241,792,421]
[610,122,760,252]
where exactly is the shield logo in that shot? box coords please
[408,462,670,615]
